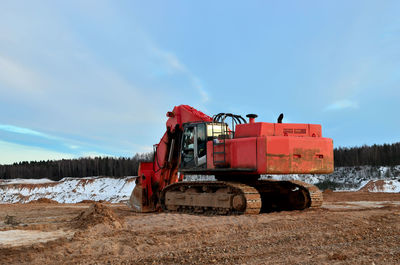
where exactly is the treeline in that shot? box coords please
[0,153,153,181]
[334,142,400,167]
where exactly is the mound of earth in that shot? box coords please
[72,203,124,229]
[28,198,58,204]
[358,179,400,192]
[78,200,96,203]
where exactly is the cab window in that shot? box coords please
[182,127,195,166]
[197,123,206,158]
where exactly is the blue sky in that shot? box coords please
[0,0,399,164]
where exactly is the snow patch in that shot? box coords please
[359,180,400,192]
[0,176,136,204]
[264,165,400,191]
[0,178,57,185]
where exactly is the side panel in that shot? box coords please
[273,124,321,137]
[235,122,322,138]
[207,141,214,169]
[206,138,258,169]
[206,136,333,174]
[264,136,333,174]
[229,138,257,168]
[256,137,267,173]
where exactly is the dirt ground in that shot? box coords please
[1,191,400,265]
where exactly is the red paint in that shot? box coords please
[207,121,333,174]
[136,105,212,211]
[166,105,212,132]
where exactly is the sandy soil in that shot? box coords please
[1,192,400,264]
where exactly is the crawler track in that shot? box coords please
[160,179,322,215]
[252,179,323,212]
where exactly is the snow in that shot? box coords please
[0,176,136,204]
[0,178,57,185]
[381,181,400,192]
[359,179,400,192]
[263,165,400,191]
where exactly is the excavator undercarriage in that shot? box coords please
[160,179,323,215]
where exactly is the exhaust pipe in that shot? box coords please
[246,114,258,124]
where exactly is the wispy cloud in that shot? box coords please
[0,124,118,157]
[324,99,359,111]
[67,144,80,150]
[157,50,187,73]
[0,124,54,139]
[0,56,45,93]
[152,47,210,103]
[193,77,209,103]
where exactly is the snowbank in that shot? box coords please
[0,178,57,185]
[359,180,400,192]
[0,176,136,204]
[265,165,400,191]
[185,165,400,192]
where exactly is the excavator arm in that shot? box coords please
[128,105,212,212]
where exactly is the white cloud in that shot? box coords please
[67,145,80,150]
[159,50,187,73]
[0,56,45,93]
[152,47,210,103]
[193,77,209,103]
[0,140,75,165]
[324,99,359,111]
[0,124,117,157]
[0,124,54,139]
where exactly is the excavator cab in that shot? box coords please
[180,122,229,169]
[180,123,208,169]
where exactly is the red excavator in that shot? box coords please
[128,105,333,214]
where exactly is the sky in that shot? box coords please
[0,0,399,165]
